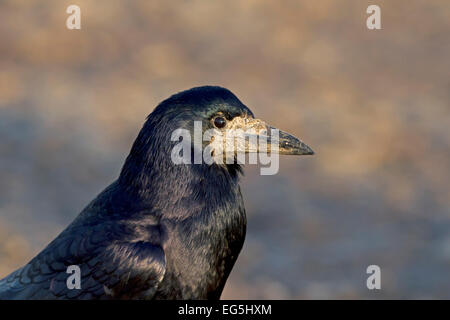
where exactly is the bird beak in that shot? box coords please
[267,126,315,155]
[223,117,314,156]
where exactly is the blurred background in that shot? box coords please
[0,0,449,299]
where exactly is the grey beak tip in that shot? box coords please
[300,143,314,156]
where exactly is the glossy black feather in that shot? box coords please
[0,86,248,299]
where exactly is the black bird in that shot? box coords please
[0,86,313,299]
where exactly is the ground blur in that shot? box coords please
[0,1,449,299]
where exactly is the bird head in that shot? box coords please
[154,86,313,160]
[120,86,313,189]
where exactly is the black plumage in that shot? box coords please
[0,86,313,299]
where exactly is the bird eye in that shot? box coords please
[213,116,227,128]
